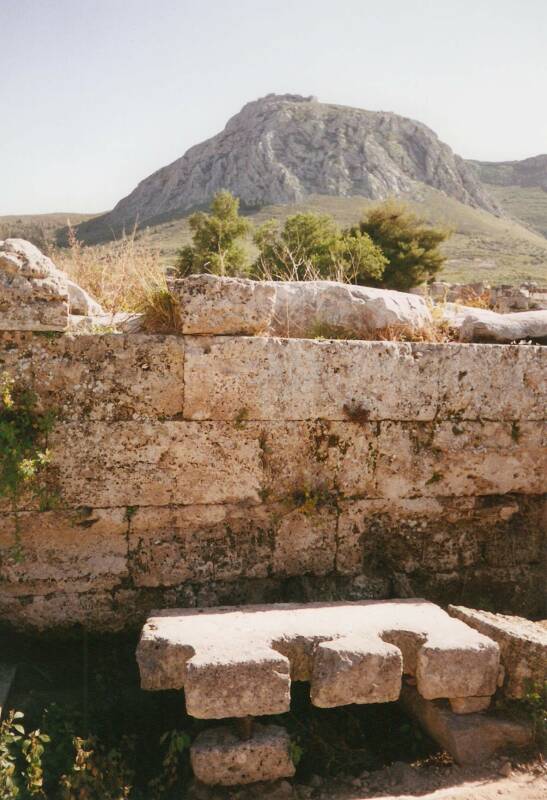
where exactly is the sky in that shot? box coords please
[1,0,546,215]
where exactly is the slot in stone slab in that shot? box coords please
[137,599,500,719]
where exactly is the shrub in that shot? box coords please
[357,200,450,291]
[252,212,386,284]
[0,373,56,560]
[175,191,250,277]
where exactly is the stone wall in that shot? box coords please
[0,332,545,631]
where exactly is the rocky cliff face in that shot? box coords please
[80,94,501,238]
[469,155,547,190]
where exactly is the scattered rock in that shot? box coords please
[448,606,547,698]
[499,761,512,777]
[399,684,533,765]
[448,306,547,343]
[65,278,104,315]
[0,238,69,331]
[268,280,432,337]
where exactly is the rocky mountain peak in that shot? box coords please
[79,94,502,240]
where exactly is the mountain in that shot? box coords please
[77,94,502,242]
[469,155,547,190]
[467,155,547,238]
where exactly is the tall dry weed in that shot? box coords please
[52,226,168,315]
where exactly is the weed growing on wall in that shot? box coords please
[0,373,56,560]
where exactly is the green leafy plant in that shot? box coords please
[289,740,304,767]
[356,200,450,290]
[0,373,56,560]
[0,710,50,799]
[176,191,251,277]
[59,735,134,800]
[147,730,191,800]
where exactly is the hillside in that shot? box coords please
[468,155,547,237]
[77,93,501,243]
[136,188,547,284]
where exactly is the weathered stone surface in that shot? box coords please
[457,308,547,343]
[65,279,103,315]
[190,724,295,786]
[184,337,439,422]
[310,635,402,707]
[0,508,128,595]
[137,600,499,717]
[128,504,275,587]
[50,421,263,507]
[375,420,545,498]
[400,684,533,764]
[32,334,184,420]
[267,280,432,337]
[449,696,491,714]
[436,343,546,420]
[170,274,276,335]
[0,239,69,331]
[448,606,547,698]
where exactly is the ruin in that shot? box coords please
[0,257,545,788]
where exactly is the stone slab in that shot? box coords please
[448,606,547,698]
[50,421,263,507]
[32,334,184,420]
[0,509,128,595]
[169,274,276,335]
[137,600,499,718]
[0,663,16,719]
[190,724,295,786]
[183,337,547,423]
[399,684,533,764]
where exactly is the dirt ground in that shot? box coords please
[188,755,547,800]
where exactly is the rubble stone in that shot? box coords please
[448,606,547,698]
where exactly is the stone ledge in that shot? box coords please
[137,600,500,717]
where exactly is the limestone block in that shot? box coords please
[0,239,69,331]
[267,280,432,337]
[65,279,103,316]
[185,647,291,718]
[137,600,500,717]
[448,606,547,698]
[400,685,532,764]
[169,274,276,334]
[273,507,337,577]
[336,495,546,579]
[449,696,491,714]
[311,635,402,707]
[128,504,275,587]
[437,343,546,421]
[32,334,184,420]
[190,724,295,786]
[51,421,263,507]
[0,588,135,632]
[258,420,377,500]
[458,308,547,343]
[375,420,546,498]
[183,337,439,422]
[0,508,128,594]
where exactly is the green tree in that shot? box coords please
[175,191,250,277]
[356,201,449,290]
[252,212,386,283]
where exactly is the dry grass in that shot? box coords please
[52,226,168,315]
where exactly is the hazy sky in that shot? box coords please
[1,0,546,215]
